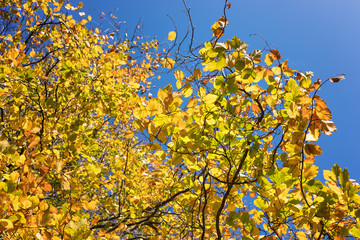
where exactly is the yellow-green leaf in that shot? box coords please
[204,94,218,104]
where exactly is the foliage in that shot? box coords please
[0,0,359,239]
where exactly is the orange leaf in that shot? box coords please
[42,182,52,191]
[270,49,281,60]
[315,97,328,110]
[213,28,224,38]
[28,139,40,149]
[252,103,260,114]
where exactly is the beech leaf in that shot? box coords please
[329,75,345,83]
[168,31,176,41]
[304,144,323,157]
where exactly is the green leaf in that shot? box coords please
[235,59,245,72]
[230,36,241,49]
[339,168,349,187]
[306,179,323,193]
[332,164,342,178]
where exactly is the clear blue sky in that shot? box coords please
[79,0,360,180]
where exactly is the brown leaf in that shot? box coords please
[270,49,281,60]
[304,144,323,157]
[227,2,231,9]
[329,75,345,83]
[314,78,321,89]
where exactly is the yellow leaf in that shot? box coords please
[264,53,273,66]
[272,66,281,75]
[68,19,76,28]
[287,102,299,118]
[30,49,36,58]
[162,58,175,69]
[181,84,193,98]
[304,165,318,180]
[147,99,162,117]
[174,70,184,81]
[323,170,336,182]
[124,131,135,139]
[315,97,328,110]
[21,200,33,209]
[316,108,332,121]
[168,31,176,41]
[88,15,92,21]
[80,19,88,25]
[18,155,26,164]
[30,127,41,134]
[176,79,183,89]
[204,94,218,104]
[157,88,167,102]
[0,140,9,152]
[9,171,19,182]
[8,48,18,60]
[296,231,307,240]
[85,201,97,210]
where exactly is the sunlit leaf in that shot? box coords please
[329,75,345,83]
[305,144,323,157]
[270,49,281,60]
[168,31,176,41]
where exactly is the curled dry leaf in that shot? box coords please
[329,75,345,83]
[218,16,229,28]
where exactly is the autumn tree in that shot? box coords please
[0,0,359,239]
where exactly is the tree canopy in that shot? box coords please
[0,0,359,239]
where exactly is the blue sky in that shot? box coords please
[80,0,360,180]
